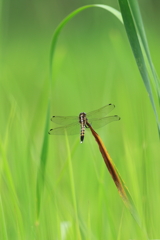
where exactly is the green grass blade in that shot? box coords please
[0,188,8,240]
[50,2,160,134]
[129,0,160,100]
[36,103,50,219]
[49,4,122,80]
[65,133,82,240]
[118,0,160,134]
[0,139,24,239]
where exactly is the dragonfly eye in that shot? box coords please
[51,116,56,121]
[114,115,121,120]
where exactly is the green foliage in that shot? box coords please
[1,0,160,240]
[118,0,160,134]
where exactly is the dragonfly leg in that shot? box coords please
[86,121,91,128]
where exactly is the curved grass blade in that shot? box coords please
[50,4,122,80]
[36,103,50,220]
[118,0,160,135]
[50,2,160,134]
[37,4,121,220]
[48,3,157,234]
[87,123,149,238]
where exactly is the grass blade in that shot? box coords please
[87,123,140,223]
[65,133,82,240]
[87,123,149,238]
[118,0,160,134]
[129,0,160,100]
[49,4,122,80]
[36,103,50,220]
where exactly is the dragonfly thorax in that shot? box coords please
[79,112,87,125]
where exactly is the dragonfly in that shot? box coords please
[48,104,120,143]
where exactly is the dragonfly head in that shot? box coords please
[79,112,86,116]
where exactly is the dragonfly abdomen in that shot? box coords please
[79,112,87,143]
[80,125,85,143]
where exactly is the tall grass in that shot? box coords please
[0,0,160,239]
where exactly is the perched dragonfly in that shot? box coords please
[48,104,120,143]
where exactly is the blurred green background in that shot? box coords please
[1,0,160,239]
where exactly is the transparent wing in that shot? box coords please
[48,122,80,135]
[50,104,115,125]
[51,116,78,125]
[89,115,120,129]
[87,104,115,119]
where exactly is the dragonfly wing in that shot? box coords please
[51,116,78,125]
[49,122,80,135]
[87,104,115,119]
[89,115,120,129]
